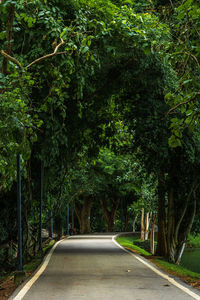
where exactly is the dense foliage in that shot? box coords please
[0,0,200,271]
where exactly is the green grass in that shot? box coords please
[155,259,200,279]
[116,235,200,281]
[0,239,56,281]
[24,258,42,273]
[116,236,151,256]
[187,234,200,248]
[43,239,56,252]
[24,240,56,273]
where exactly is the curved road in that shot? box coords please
[10,235,200,300]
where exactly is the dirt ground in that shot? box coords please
[0,276,17,300]
[0,271,33,300]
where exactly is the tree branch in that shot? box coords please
[1,38,66,71]
[165,100,191,117]
[26,38,65,69]
[1,50,22,69]
[185,52,200,68]
[165,92,200,117]
[2,4,15,74]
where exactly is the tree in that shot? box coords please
[1,0,199,269]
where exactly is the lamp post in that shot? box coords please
[71,203,74,230]
[14,153,26,284]
[39,161,44,251]
[120,198,123,232]
[67,204,70,235]
[17,154,23,271]
[50,210,54,239]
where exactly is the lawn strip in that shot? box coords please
[0,239,56,300]
[116,235,200,290]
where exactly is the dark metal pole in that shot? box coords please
[39,161,44,251]
[67,204,70,235]
[50,210,53,239]
[120,198,123,232]
[17,154,23,271]
[71,203,74,229]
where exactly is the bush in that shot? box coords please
[133,239,150,252]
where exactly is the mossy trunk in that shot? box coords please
[2,3,15,75]
[144,212,150,240]
[132,213,138,233]
[150,214,156,255]
[167,187,196,263]
[100,198,119,232]
[75,196,92,234]
[140,208,145,241]
[156,171,167,257]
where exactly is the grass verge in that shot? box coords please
[23,239,56,273]
[187,234,200,248]
[0,239,56,300]
[116,235,200,290]
[116,236,151,256]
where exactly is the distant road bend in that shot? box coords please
[9,234,200,300]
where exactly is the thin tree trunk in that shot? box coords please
[175,198,196,264]
[167,186,175,261]
[75,196,92,234]
[167,183,197,263]
[100,198,119,232]
[132,213,138,232]
[140,208,145,241]
[150,214,156,255]
[144,212,150,240]
[156,171,167,256]
[2,4,15,74]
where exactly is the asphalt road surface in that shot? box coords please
[10,235,200,300]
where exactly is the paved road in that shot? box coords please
[10,235,200,300]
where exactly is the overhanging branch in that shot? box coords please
[165,100,191,117]
[26,38,66,69]
[185,52,200,68]
[1,50,22,69]
[1,38,66,71]
[165,92,200,117]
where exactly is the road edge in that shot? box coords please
[8,238,65,300]
[112,234,200,300]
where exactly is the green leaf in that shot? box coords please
[81,46,89,54]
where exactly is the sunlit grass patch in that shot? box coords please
[154,259,200,279]
[116,234,200,288]
[187,234,200,248]
[116,236,151,256]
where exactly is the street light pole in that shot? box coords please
[120,198,123,232]
[39,161,44,251]
[71,203,74,229]
[50,210,53,239]
[17,154,23,271]
[67,204,70,235]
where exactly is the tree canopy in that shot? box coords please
[0,0,200,269]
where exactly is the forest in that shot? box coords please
[0,0,200,275]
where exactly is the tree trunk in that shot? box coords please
[140,208,145,240]
[2,4,15,74]
[174,198,196,264]
[100,198,119,232]
[156,171,167,256]
[166,178,198,263]
[75,196,92,234]
[167,186,176,261]
[144,212,150,240]
[132,213,138,233]
[150,214,156,255]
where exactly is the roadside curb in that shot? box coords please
[8,237,68,300]
[113,234,200,300]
